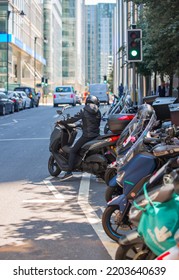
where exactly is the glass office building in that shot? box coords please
[62,0,76,86]
[0,0,45,91]
[43,0,62,91]
[85,3,116,85]
[62,0,85,92]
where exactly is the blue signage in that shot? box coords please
[0,33,12,42]
[0,33,46,65]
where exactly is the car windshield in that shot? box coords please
[15,88,34,94]
[56,87,72,93]
[14,88,24,91]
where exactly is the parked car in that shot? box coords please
[14,86,39,107]
[0,92,15,115]
[53,85,76,107]
[16,91,31,109]
[6,91,24,111]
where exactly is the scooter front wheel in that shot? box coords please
[104,123,110,134]
[115,243,156,260]
[105,186,122,202]
[48,155,61,177]
[102,205,133,242]
[104,167,117,185]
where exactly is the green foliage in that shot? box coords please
[125,0,179,78]
[108,69,114,93]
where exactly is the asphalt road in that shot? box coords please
[0,104,118,260]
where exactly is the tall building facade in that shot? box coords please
[0,0,45,91]
[62,0,85,92]
[85,2,116,85]
[43,0,62,91]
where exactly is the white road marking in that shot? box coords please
[0,138,49,141]
[23,199,64,203]
[78,172,117,259]
[23,178,65,203]
[0,119,18,126]
[43,179,65,201]
[22,173,116,257]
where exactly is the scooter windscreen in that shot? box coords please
[116,105,157,171]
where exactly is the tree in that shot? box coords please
[125,0,179,95]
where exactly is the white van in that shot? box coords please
[53,85,76,107]
[88,83,109,104]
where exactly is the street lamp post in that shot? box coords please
[34,36,38,89]
[6,11,10,92]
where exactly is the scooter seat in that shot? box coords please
[82,134,120,151]
[81,139,100,150]
[153,144,179,157]
[97,133,119,139]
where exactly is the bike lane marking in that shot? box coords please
[0,119,18,126]
[0,138,49,141]
[23,177,65,203]
[78,172,117,260]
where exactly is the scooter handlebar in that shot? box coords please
[143,137,161,145]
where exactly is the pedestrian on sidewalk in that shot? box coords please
[118,83,124,98]
[37,91,41,104]
[158,81,166,97]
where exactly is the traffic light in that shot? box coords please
[127,29,142,62]
[41,77,45,85]
[45,78,48,86]
[103,75,107,83]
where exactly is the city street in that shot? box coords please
[0,104,118,260]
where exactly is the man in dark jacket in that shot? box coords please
[59,95,101,180]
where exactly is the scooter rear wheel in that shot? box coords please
[102,205,133,242]
[115,243,156,260]
[48,155,61,177]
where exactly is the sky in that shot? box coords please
[85,0,116,5]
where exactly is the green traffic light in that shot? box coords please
[131,50,138,57]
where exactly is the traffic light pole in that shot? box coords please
[34,37,38,89]
[132,62,136,104]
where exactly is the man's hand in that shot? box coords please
[56,120,65,125]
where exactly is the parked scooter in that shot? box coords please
[105,121,178,201]
[102,92,127,121]
[103,92,137,134]
[48,106,132,179]
[115,160,179,259]
[102,116,179,242]
[104,103,159,200]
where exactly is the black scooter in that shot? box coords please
[48,108,132,179]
